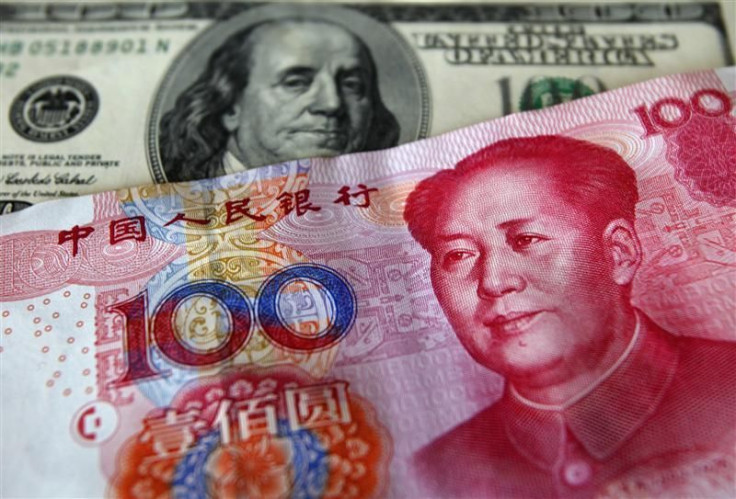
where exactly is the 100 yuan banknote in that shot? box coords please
[1,67,735,497]
[0,1,734,211]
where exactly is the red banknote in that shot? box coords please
[1,67,735,498]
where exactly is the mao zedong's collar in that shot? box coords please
[503,311,679,469]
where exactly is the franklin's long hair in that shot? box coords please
[158,19,400,182]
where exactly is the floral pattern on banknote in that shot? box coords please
[118,161,311,246]
[95,161,342,407]
[0,196,184,300]
[666,113,736,208]
[109,365,391,498]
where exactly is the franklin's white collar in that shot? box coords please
[222,150,248,176]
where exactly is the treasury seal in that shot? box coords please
[9,76,99,143]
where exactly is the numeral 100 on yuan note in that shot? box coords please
[107,264,356,387]
[632,88,732,137]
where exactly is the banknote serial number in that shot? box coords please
[0,38,171,58]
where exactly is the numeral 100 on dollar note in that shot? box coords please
[107,264,356,387]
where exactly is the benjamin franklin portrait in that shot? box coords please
[151,5,428,183]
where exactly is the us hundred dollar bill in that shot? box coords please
[0,1,733,212]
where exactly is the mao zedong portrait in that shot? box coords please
[159,18,399,182]
[405,136,736,497]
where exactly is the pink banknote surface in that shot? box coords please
[1,67,735,498]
